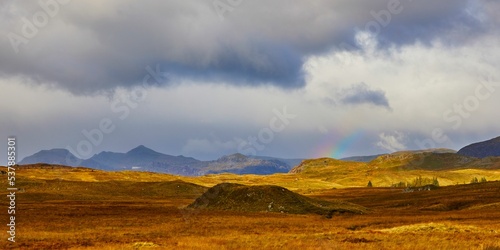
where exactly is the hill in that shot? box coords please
[250,155,303,169]
[368,151,500,170]
[290,158,366,175]
[290,150,500,174]
[457,136,500,158]
[197,153,290,175]
[340,148,457,162]
[341,154,385,162]
[187,183,366,217]
[288,150,500,188]
[19,148,82,166]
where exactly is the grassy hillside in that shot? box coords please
[187,183,367,216]
[288,152,500,189]
[3,156,500,195]
[368,152,500,170]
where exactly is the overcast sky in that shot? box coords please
[1,0,499,163]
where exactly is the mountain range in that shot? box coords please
[19,145,298,176]
[19,136,500,176]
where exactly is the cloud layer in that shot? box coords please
[377,131,407,152]
[0,0,492,94]
[339,82,390,109]
[1,0,500,162]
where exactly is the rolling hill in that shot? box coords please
[289,149,500,188]
[340,154,385,162]
[291,149,499,174]
[197,153,290,175]
[251,155,303,169]
[367,150,500,170]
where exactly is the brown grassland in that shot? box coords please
[0,164,500,249]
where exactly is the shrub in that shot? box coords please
[471,177,479,184]
[391,181,407,188]
[409,176,439,187]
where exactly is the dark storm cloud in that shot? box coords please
[340,83,390,109]
[0,0,490,94]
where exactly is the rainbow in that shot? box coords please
[314,128,364,159]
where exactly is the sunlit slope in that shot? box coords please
[1,164,344,192]
[368,151,500,170]
[289,151,500,187]
[3,152,500,194]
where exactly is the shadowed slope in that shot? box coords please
[458,136,500,158]
[187,183,366,216]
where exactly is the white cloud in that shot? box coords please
[303,30,500,135]
[376,131,407,152]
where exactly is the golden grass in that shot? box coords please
[378,222,490,233]
[3,199,499,250]
[1,173,499,250]
[466,202,500,210]
[1,165,500,249]
[5,164,500,194]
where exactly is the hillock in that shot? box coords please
[187,183,367,217]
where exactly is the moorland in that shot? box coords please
[1,153,500,249]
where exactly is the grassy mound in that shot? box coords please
[187,183,366,217]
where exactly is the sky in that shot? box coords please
[1,0,500,163]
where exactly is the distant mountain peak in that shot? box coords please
[19,148,81,166]
[130,145,148,150]
[217,153,248,162]
[41,148,71,153]
[229,153,246,158]
[126,145,159,155]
